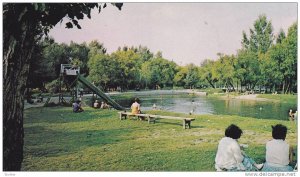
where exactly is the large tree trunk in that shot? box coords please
[3,4,38,171]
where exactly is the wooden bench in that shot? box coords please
[118,112,195,129]
[118,112,149,121]
[148,115,195,129]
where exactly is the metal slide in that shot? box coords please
[77,74,125,110]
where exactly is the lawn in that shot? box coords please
[22,106,297,171]
[257,94,298,104]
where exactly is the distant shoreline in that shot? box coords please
[233,94,270,101]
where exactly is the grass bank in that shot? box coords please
[257,94,297,104]
[22,107,297,171]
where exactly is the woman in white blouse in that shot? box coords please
[215,124,263,171]
[262,124,294,171]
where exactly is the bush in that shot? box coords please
[45,79,60,93]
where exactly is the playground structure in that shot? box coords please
[57,64,80,104]
[52,64,125,110]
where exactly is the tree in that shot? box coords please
[42,39,70,80]
[141,62,152,89]
[239,15,274,91]
[68,41,90,75]
[3,3,122,171]
[88,40,107,57]
[199,59,217,88]
[141,57,177,89]
[242,14,274,54]
[235,50,260,90]
[173,66,188,87]
[88,53,118,91]
[184,64,199,89]
[259,45,284,92]
[260,23,297,94]
[257,28,286,93]
[276,28,286,44]
[155,51,163,58]
[136,45,154,62]
[111,49,143,90]
[27,38,91,92]
[213,55,236,91]
[280,23,297,93]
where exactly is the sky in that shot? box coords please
[49,2,297,66]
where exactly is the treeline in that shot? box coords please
[28,15,297,93]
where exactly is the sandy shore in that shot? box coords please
[234,94,270,101]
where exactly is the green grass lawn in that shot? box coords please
[257,94,297,104]
[22,106,297,171]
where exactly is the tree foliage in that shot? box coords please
[199,59,217,88]
[242,14,274,54]
[88,53,117,90]
[173,66,188,87]
[213,55,236,90]
[141,57,177,89]
[3,3,122,171]
[235,49,260,90]
[31,14,297,94]
[184,64,199,89]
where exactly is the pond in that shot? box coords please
[110,90,297,121]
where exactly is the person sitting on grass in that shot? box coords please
[294,111,297,124]
[100,101,110,109]
[73,100,84,113]
[93,100,100,108]
[215,124,263,171]
[261,124,294,171]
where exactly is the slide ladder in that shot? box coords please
[77,74,125,110]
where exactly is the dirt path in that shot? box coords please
[24,97,62,110]
[24,102,45,109]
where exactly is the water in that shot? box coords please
[111,91,296,120]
